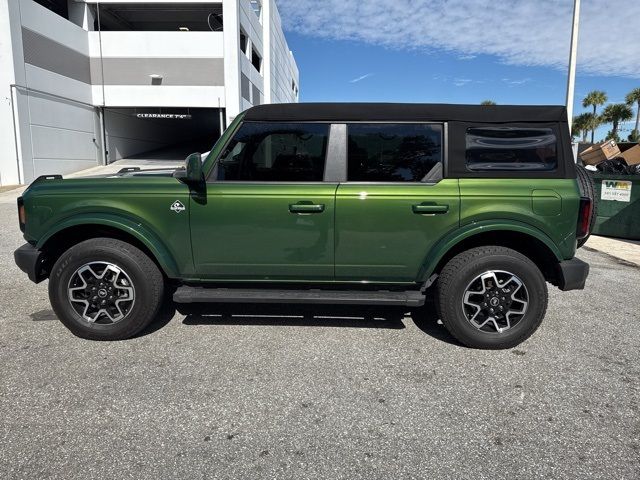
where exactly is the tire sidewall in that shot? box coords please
[576,164,597,248]
[49,242,162,340]
[439,253,546,348]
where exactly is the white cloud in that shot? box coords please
[349,73,374,83]
[502,78,532,86]
[453,78,472,87]
[276,0,640,78]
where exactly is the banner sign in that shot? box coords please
[601,180,632,202]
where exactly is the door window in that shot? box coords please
[347,123,443,182]
[214,122,329,182]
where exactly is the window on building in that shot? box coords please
[240,31,248,54]
[214,123,329,182]
[34,0,69,20]
[250,0,262,20]
[252,85,261,106]
[347,124,443,182]
[94,3,223,31]
[251,48,262,72]
[465,127,558,171]
[241,74,251,101]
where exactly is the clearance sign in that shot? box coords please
[601,180,632,202]
[135,113,192,120]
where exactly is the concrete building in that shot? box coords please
[0,0,299,185]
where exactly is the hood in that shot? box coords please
[82,167,181,179]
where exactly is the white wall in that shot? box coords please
[235,0,265,113]
[0,0,20,185]
[11,0,100,184]
[89,31,226,108]
[265,0,298,104]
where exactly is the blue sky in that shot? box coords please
[276,0,640,142]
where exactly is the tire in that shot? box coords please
[49,238,164,340]
[437,246,548,349]
[575,164,598,248]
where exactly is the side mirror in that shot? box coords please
[174,152,203,184]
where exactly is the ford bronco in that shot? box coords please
[14,103,593,349]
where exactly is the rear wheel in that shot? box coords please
[49,238,164,340]
[437,246,548,349]
[575,164,598,248]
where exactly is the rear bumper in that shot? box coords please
[556,258,589,291]
[14,243,47,284]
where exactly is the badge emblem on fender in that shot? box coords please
[170,200,186,213]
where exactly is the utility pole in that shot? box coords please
[566,0,581,133]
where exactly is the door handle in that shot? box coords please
[289,203,325,214]
[412,203,449,215]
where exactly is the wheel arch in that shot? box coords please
[37,215,180,279]
[421,222,564,286]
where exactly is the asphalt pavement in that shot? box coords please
[1,187,638,479]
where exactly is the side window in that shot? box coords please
[466,127,558,171]
[214,122,329,182]
[347,124,443,182]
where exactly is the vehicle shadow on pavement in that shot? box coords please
[409,301,464,347]
[29,309,59,321]
[179,302,463,346]
[180,304,407,329]
[136,296,178,338]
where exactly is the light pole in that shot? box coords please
[566,0,581,133]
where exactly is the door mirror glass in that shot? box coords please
[175,152,203,184]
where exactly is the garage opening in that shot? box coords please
[103,107,224,163]
[93,3,223,31]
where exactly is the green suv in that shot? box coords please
[14,103,593,349]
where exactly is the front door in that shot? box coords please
[190,121,337,281]
[335,123,460,283]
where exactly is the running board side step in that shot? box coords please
[173,287,426,307]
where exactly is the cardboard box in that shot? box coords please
[580,140,621,165]
[621,144,640,166]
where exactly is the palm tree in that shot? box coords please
[625,87,640,141]
[480,100,496,105]
[582,90,608,143]
[572,113,598,143]
[601,103,633,143]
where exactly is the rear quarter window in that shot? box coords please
[466,127,558,172]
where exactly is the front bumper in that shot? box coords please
[14,243,48,283]
[556,258,589,291]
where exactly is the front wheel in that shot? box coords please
[436,246,548,349]
[49,238,165,340]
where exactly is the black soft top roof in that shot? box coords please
[243,103,567,124]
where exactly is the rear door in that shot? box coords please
[190,121,338,281]
[335,123,460,283]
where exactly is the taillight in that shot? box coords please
[17,197,25,232]
[576,196,592,240]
